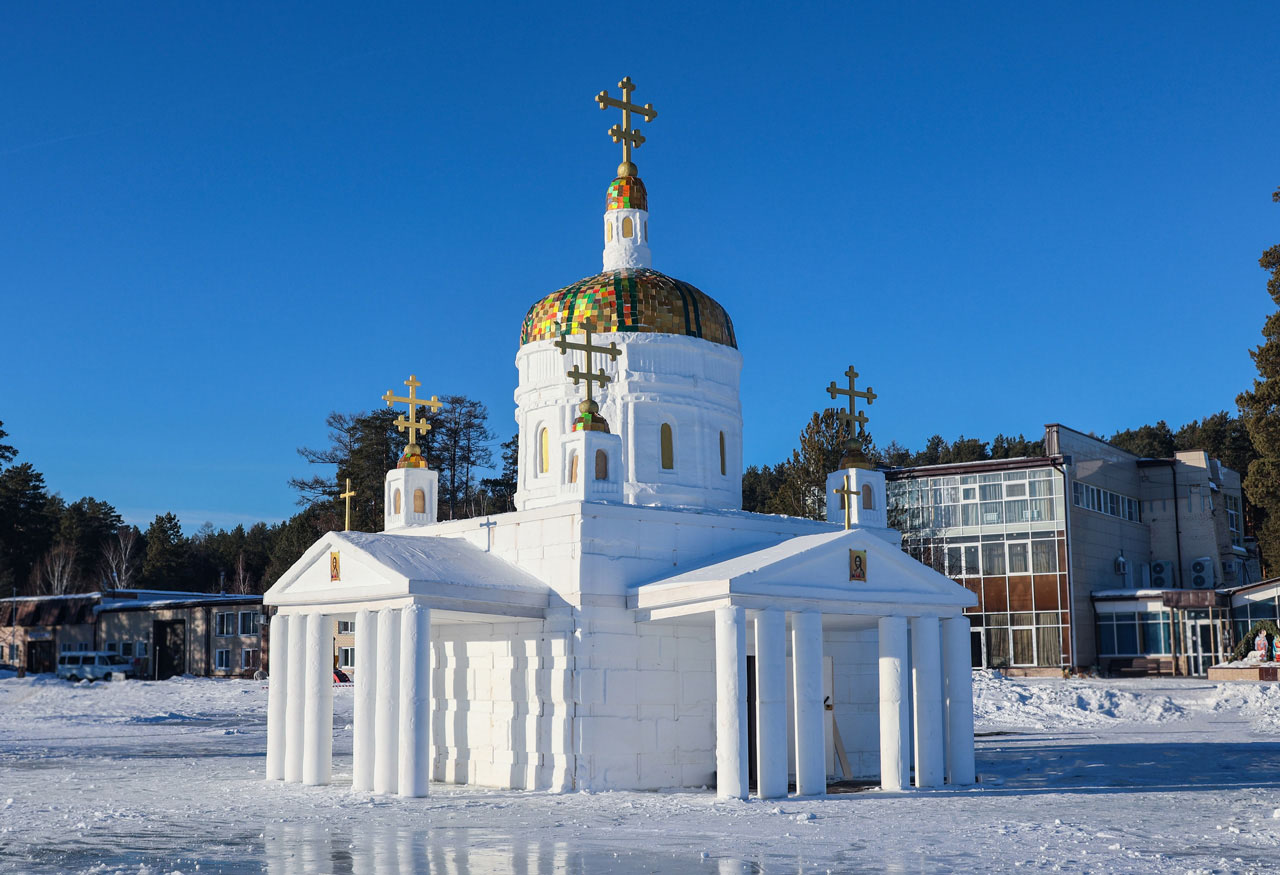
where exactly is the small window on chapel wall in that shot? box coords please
[660,423,674,470]
[413,488,426,514]
[719,431,726,476]
[606,221,612,243]
[595,449,608,480]
[538,428,550,475]
[393,489,402,515]
[862,485,875,510]
[622,216,634,238]
[569,453,579,484]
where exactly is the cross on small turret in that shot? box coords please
[555,320,621,431]
[827,365,877,469]
[381,374,443,457]
[596,76,658,176]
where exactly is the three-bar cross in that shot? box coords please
[381,374,443,456]
[827,366,877,441]
[554,320,621,411]
[596,76,658,172]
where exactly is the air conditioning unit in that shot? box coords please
[1150,559,1175,589]
[1190,556,1215,589]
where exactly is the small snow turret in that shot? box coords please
[380,374,440,529]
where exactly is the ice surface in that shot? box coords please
[3,671,1280,873]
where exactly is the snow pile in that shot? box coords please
[972,672,1185,730]
[1205,682,1280,734]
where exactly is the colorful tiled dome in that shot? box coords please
[397,450,429,469]
[520,268,737,348]
[606,176,647,211]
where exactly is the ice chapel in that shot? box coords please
[262,77,977,800]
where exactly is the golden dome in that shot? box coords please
[520,268,736,348]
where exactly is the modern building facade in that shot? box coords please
[886,424,1254,676]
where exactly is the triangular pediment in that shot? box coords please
[264,531,550,617]
[631,528,976,615]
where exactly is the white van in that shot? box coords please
[56,651,135,682]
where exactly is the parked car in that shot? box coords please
[56,652,135,682]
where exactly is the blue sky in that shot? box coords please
[2,2,1277,531]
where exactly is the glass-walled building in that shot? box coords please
[887,461,1070,672]
[886,423,1256,676]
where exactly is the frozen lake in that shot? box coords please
[2,673,1280,873]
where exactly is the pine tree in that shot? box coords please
[0,463,62,594]
[1108,421,1177,458]
[140,513,188,590]
[1237,185,1280,574]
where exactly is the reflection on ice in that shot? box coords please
[262,820,758,874]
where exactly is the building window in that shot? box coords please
[539,427,550,475]
[239,611,260,636]
[981,542,1006,575]
[106,641,118,653]
[1097,611,1173,657]
[1008,542,1029,574]
[242,649,260,669]
[8,644,17,661]
[413,488,426,514]
[338,646,355,669]
[1032,540,1058,573]
[215,649,231,671]
[660,423,674,470]
[1072,481,1140,522]
[394,488,402,515]
[215,612,235,637]
[862,485,875,510]
[606,220,612,242]
[719,431,726,476]
[136,641,148,658]
[1225,494,1243,548]
[595,449,608,480]
[336,621,354,634]
[622,216,634,238]
[569,453,579,483]
[121,641,134,658]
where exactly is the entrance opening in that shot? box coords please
[153,619,186,680]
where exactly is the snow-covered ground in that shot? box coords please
[2,671,1279,874]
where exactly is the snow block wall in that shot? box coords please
[824,627,881,779]
[573,607,716,791]
[430,614,574,792]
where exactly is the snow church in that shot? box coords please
[262,78,977,800]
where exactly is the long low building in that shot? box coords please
[0,590,265,679]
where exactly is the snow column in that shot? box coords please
[714,605,748,800]
[374,608,402,795]
[941,616,976,786]
[352,609,377,792]
[791,611,825,796]
[910,616,944,788]
[284,612,307,783]
[265,612,289,781]
[302,612,333,786]
[398,604,432,797]
[877,615,911,791]
[753,609,787,800]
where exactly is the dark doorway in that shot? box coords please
[26,640,54,674]
[746,655,757,791]
[970,628,983,668]
[154,619,186,680]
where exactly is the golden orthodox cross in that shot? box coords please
[832,473,858,531]
[339,477,356,532]
[827,365,876,440]
[554,320,621,411]
[596,76,657,174]
[381,374,443,456]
